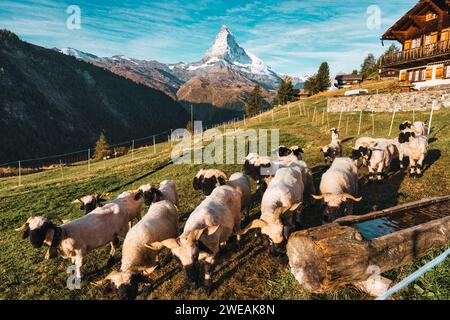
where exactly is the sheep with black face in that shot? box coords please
[97,200,179,300]
[241,160,315,255]
[73,193,108,214]
[320,128,342,164]
[147,185,242,294]
[312,158,362,223]
[15,190,136,279]
[398,131,428,177]
[193,169,252,216]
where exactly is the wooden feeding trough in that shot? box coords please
[287,196,450,296]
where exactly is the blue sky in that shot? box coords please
[0,0,417,76]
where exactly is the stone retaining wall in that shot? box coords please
[327,89,450,112]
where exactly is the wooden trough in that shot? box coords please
[287,195,450,296]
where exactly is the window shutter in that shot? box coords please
[425,67,433,80]
[430,32,438,44]
[435,65,444,79]
[400,70,407,81]
[441,29,449,42]
[404,40,411,50]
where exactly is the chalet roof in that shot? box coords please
[382,0,450,42]
[335,74,364,81]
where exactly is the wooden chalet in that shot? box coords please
[334,74,364,89]
[380,0,450,89]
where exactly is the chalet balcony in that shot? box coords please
[380,40,450,68]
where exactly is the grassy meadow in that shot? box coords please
[0,90,449,300]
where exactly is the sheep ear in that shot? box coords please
[71,198,82,204]
[217,176,227,186]
[273,206,291,220]
[145,239,179,250]
[192,227,208,241]
[134,190,144,201]
[290,202,302,212]
[312,194,324,200]
[207,225,221,236]
[240,219,268,235]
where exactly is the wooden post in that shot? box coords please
[313,107,317,122]
[322,110,325,126]
[87,149,91,172]
[372,111,375,136]
[388,107,396,137]
[345,116,349,135]
[357,110,363,136]
[326,112,330,129]
[153,136,156,154]
[298,102,302,115]
[428,100,435,135]
[18,160,21,186]
[60,159,64,179]
[131,139,135,160]
[337,107,343,131]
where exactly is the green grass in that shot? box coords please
[0,93,449,300]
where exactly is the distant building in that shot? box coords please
[380,0,450,89]
[334,74,364,89]
[380,68,400,79]
[294,88,312,98]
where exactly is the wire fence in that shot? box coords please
[0,98,441,189]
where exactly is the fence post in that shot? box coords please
[60,159,64,179]
[131,139,135,160]
[357,110,363,136]
[337,107,343,131]
[322,110,325,125]
[313,107,317,122]
[298,102,302,115]
[345,116,349,135]
[18,160,21,186]
[87,149,91,172]
[288,105,291,117]
[428,100,435,135]
[372,111,375,136]
[388,106,396,137]
[153,136,156,154]
[243,114,246,126]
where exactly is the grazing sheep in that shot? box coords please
[99,200,179,300]
[243,153,279,191]
[241,160,314,254]
[312,158,362,222]
[147,185,242,294]
[158,180,179,206]
[321,128,342,164]
[15,191,138,279]
[275,145,304,163]
[363,140,398,183]
[399,120,429,136]
[73,193,107,214]
[193,169,252,216]
[398,132,428,177]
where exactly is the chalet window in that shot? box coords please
[445,65,450,79]
[408,70,413,81]
[425,12,437,21]
[412,38,421,48]
[441,29,449,42]
[425,35,431,45]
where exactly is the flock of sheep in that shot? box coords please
[14,119,430,299]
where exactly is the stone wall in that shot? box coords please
[327,88,450,113]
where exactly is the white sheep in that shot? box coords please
[243,153,285,190]
[193,169,252,216]
[98,200,179,300]
[312,158,362,222]
[72,193,108,214]
[147,185,242,294]
[363,140,398,182]
[320,128,342,164]
[15,192,137,280]
[398,131,428,177]
[241,160,314,254]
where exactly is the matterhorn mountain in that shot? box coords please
[170,25,282,90]
[57,25,295,112]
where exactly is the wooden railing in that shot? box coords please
[381,40,450,67]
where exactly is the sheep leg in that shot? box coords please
[203,256,215,295]
[107,236,119,267]
[409,158,417,177]
[398,151,404,170]
[376,165,384,183]
[416,154,425,176]
[74,254,83,280]
[368,166,375,182]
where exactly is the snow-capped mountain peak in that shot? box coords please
[56,47,104,62]
[203,25,251,65]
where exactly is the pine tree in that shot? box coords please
[316,62,331,92]
[360,53,378,78]
[274,77,295,106]
[93,132,110,160]
[303,75,318,95]
[245,85,263,116]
